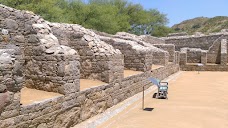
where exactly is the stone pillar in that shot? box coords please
[152,51,169,66]
[153,44,175,62]
[97,54,124,83]
[0,49,24,92]
[179,52,187,65]
[174,51,180,64]
[221,39,227,65]
[201,51,207,65]
[0,49,21,118]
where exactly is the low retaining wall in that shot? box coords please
[181,64,228,71]
[0,64,179,128]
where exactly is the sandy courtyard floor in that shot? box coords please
[21,87,63,105]
[98,71,228,128]
[124,70,143,78]
[152,65,164,70]
[80,70,145,91]
[80,79,107,91]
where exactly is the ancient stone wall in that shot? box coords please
[207,36,222,63]
[164,33,228,51]
[25,54,80,94]
[153,44,175,62]
[152,51,169,65]
[113,32,169,66]
[179,47,207,64]
[181,64,228,71]
[201,51,207,65]
[0,49,22,124]
[0,5,83,126]
[0,4,81,94]
[139,35,165,44]
[174,51,180,64]
[0,49,24,92]
[0,63,179,128]
[167,32,188,37]
[186,48,202,63]
[221,39,227,65]
[179,48,187,65]
[50,23,124,83]
[164,32,228,64]
[93,32,170,66]
[136,40,169,65]
[100,36,153,71]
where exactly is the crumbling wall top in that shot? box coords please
[49,23,121,56]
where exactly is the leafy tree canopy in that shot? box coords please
[0,0,173,36]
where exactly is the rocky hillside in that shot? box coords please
[172,16,228,34]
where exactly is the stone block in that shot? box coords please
[179,52,187,65]
[201,51,207,65]
[221,39,227,65]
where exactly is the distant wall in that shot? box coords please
[100,36,153,71]
[153,44,175,62]
[140,35,165,44]
[164,34,228,51]
[138,41,169,66]
[181,64,228,71]
[221,39,227,65]
[164,33,228,64]
[186,48,202,63]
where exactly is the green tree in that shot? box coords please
[151,26,174,37]
[129,9,168,35]
[0,0,173,37]
[0,0,68,22]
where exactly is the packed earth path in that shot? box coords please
[98,71,228,128]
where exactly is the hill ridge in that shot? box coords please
[172,16,228,34]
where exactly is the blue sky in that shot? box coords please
[129,0,228,27]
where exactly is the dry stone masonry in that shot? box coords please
[2,3,228,128]
[0,4,179,128]
[100,36,153,71]
[153,44,175,62]
[139,35,165,44]
[102,32,170,66]
[49,23,124,83]
[221,39,227,65]
[164,30,228,70]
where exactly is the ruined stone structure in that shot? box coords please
[0,4,180,128]
[1,3,227,128]
[49,23,124,83]
[96,32,170,66]
[164,30,228,70]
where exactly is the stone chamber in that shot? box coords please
[0,4,228,128]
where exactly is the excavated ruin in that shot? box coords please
[0,4,228,128]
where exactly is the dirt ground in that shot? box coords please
[152,65,164,70]
[98,71,228,128]
[20,87,63,105]
[80,70,144,90]
[123,65,164,78]
[124,70,143,78]
[80,79,107,91]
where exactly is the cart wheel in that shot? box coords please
[152,93,157,98]
[156,93,159,99]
